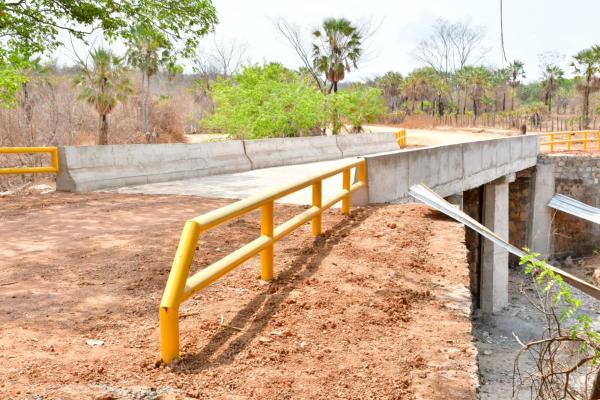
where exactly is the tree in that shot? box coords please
[403,67,446,114]
[572,46,600,129]
[413,19,487,77]
[73,48,132,145]
[507,60,526,111]
[202,63,324,139]
[458,66,493,119]
[312,18,363,93]
[336,85,386,133]
[372,71,404,111]
[491,67,510,112]
[541,64,564,113]
[126,23,171,136]
[0,0,217,106]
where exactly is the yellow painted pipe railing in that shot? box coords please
[396,130,407,148]
[540,131,600,152]
[159,158,368,363]
[0,147,59,174]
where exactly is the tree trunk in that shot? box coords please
[333,81,338,93]
[583,78,591,129]
[142,71,150,135]
[21,82,33,128]
[502,92,506,112]
[511,88,515,112]
[99,114,109,145]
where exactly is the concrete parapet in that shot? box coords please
[243,136,342,170]
[335,132,399,157]
[56,141,252,192]
[365,135,539,204]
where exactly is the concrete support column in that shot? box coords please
[481,177,510,313]
[528,163,555,259]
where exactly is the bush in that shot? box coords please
[336,86,386,132]
[202,63,325,139]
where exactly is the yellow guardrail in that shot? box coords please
[159,157,367,363]
[0,147,59,174]
[540,131,600,152]
[396,130,407,148]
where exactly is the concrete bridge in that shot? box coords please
[55,131,578,314]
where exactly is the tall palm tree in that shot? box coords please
[312,18,362,93]
[373,71,404,111]
[541,64,564,113]
[507,60,525,111]
[461,66,493,119]
[73,48,132,145]
[572,46,600,128]
[126,23,170,135]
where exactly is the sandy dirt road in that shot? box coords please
[0,193,476,399]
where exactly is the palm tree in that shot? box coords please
[461,66,493,120]
[126,24,170,135]
[312,18,362,93]
[507,60,525,111]
[572,46,600,128]
[541,64,564,113]
[73,48,132,145]
[373,71,404,111]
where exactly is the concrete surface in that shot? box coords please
[365,135,539,204]
[481,177,510,313]
[528,162,555,258]
[110,158,361,207]
[57,141,251,192]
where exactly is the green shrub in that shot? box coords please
[202,63,324,139]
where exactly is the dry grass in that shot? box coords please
[399,115,439,129]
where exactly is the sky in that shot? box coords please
[205,0,600,82]
[57,0,600,82]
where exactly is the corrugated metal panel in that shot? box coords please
[408,183,600,301]
[548,193,600,224]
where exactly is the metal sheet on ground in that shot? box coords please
[408,183,600,301]
[548,193,600,224]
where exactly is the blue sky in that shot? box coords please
[209,0,600,81]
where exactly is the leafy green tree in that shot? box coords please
[0,0,217,107]
[541,64,564,113]
[73,48,133,145]
[572,46,600,128]
[126,23,171,135]
[507,60,526,111]
[0,64,27,108]
[312,18,362,93]
[203,63,324,138]
[336,85,386,132]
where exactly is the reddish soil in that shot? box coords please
[0,192,477,399]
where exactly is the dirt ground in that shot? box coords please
[0,192,477,399]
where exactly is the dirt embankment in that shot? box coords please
[0,193,477,399]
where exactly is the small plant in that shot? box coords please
[513,250,600,399]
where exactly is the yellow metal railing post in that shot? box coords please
[597,132,600,150]
[402,130,407,147]
[311,181,322,236]
[159,220,200,363]
[260,201,274,280]
[567,132,572,151]
[583,131,588,151]
[550,133,555,152]
[357,160,367,184]
[342,168,351,215]
[51,148,59,172]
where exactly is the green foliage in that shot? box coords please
[330,86,386,133]
[126,24,172,78]
[0,63,27,108]
[1,0,218,59]
[202,63,324,138]
[519,251,600,362]
[73,48,132,116]
[312,18,362,92]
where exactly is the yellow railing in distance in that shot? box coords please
[396,130,407,148]
[159,157,368,363]
[540,131,600,152]
[0,147,59,174]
